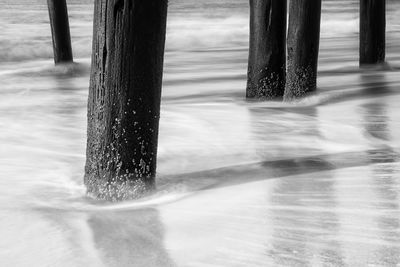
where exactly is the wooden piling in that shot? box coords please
[246,0,287,99]
[47,0,73,64]
[85,0,168,201]
[284,0,322,100]
[360,0,386,66]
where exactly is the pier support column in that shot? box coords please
[47,0,73,64]
[360,0,386,66]
[246,0,287,99]
[85,0,168,201]
[284,0,322,100]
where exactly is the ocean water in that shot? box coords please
[1,0,400,266]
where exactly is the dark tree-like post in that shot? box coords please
[284,0,322,100]
[246,0,287,99]
[47,0,73,64]
[360,0,386,66]
[85,0,168,201]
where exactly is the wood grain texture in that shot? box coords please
[85,0,168,201]
[360,0,386,65]
[284,0,321,100]
[246,0,286,99]
[47,0,73,63]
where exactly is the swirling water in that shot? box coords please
[1,0,400,266]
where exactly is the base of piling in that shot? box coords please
[85,175,155,202]
[246,69,285,99]
[283,66,317,101]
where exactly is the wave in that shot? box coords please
[2,0,400,63]
[0,38,92,62]
[32,145,398,213]
[0,60,90,79]
[0,17,362,63]
[166,15,249,50]
[1,13,397,63]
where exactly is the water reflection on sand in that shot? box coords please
[2,65,400,266]
[157,88,400,266]
[2,0,400,265]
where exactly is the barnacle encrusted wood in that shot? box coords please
[85,0,168,201]
[246,0,286,99]
[284,0,322,100]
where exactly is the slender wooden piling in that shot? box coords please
[284,0,322,100]
[360,0,386,66]
[246,0,287,99]
[47,0,73,64]
[85,0,168,201]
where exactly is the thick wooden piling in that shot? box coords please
[246,0,287,99]
[284,0,322,100]
[47,0,73,64]
[360,0,386,66]
[85,0,168,201]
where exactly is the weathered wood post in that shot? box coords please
[284,0,322,100]
[246,0,287,99]
[85,0,168,201]
[47,0,73,64]
[360,0,386,66]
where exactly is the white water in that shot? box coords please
[1,0,400,266]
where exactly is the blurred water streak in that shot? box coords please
[1,0,400,266]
